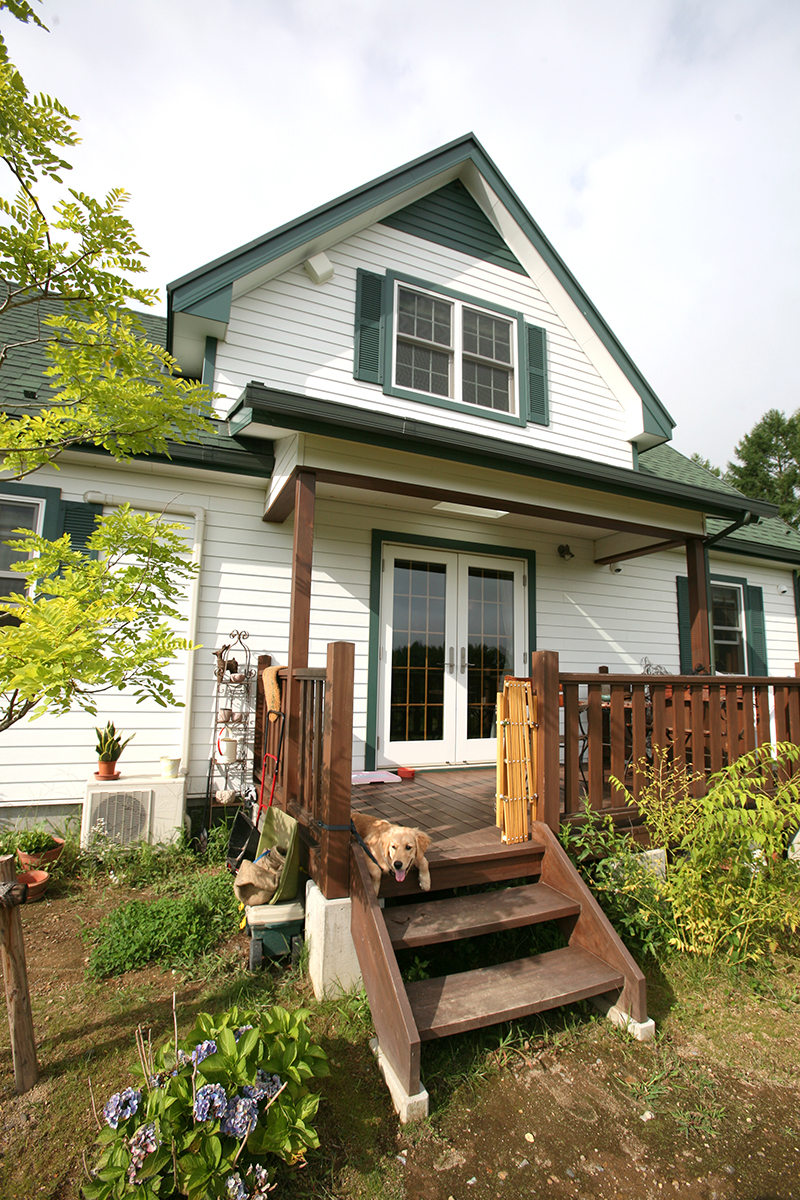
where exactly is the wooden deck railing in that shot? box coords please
[254,641,354,899]
[553,657,800,818]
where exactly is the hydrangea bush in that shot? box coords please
[83,1005,328,1200]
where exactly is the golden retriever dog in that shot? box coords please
[351,812,432,896]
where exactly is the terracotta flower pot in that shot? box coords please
[16,836,65,871]
[16,869,49,902]
[96,760,120,780]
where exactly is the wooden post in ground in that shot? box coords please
[0,854,38,1093]
[318,641,355,900]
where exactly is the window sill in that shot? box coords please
[385,383,528,427]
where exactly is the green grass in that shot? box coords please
[86,870,239,978]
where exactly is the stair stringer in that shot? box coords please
[349,844,422,1096]
[533,820,648,1023]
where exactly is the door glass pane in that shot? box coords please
[390,560,446,742]
[467,567,514,739]
[711,584,746,673]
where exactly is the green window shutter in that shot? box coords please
[745,585,768,675]
[524,323,548,425]
[676,575,692,674]
[353,269,385,383]
[59,500,103,559]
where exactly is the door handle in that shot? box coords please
[448,646,455,674]
[460,646,466,674]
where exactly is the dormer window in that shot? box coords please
[394,284,517,414]
[354,268,548,428]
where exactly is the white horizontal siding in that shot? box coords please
[3,456,797,813]
[215,223,635,469]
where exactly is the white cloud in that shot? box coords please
[4,0,798,467]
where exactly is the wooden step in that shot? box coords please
[405,945,624,1040]
[384,883,580,950]
[377,830,546,898]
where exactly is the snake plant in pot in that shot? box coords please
[95,722,135,779]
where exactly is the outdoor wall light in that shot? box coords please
[557,544,575,560]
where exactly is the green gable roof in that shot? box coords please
[380,179,525,274]
[640,442,800,564]
[167,134,675,445]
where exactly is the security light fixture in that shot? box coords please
[557,544,574,560]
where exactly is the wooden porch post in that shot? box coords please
[685,537,712,674]
[529,650,561,833]
[317,641,355,900]
[284,471,316,808]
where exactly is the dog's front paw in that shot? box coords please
[418,863,431,891]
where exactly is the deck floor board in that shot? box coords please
[351,768,496,843]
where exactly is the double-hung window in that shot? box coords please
[394,284,516,415]
[676,571,767,675]
[353,269,548,428]
[0,494,43,625]
[710,582,746,674]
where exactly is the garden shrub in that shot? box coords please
[87,872,238,978]
[559,799,676,959]
[83,1003,328,1199]
[605,743,800,964]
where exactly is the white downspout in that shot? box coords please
[83,492,206,773]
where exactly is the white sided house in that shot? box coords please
[2,133,800,828]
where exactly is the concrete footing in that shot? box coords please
[304,880,362,1000]
[590,995,656,1041]
[370,1038,429,1122]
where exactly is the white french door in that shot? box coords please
[377,546,527,766]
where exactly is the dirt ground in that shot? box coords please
[2,881,800,1200]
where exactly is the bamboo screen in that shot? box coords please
[495,678,538,843]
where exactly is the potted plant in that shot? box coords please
[95,722,134,779]
[16,826,65,870]
[15,867,50,902]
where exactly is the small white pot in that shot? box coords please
[160,756,181,780]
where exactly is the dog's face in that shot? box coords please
[378,825,431,883]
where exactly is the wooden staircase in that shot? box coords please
[350,820,646,1099]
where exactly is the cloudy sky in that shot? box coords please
[5,0,799,469]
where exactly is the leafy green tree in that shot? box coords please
[725,409,800,527]
[0,508,197,732]
[0,1,213,731]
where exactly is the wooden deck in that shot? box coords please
[350,767,497,845]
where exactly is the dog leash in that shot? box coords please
[313,816,382,869]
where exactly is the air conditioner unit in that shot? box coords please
[81,774,187,846]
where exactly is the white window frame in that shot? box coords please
[0,493,44,602]
[391,279,520,417]
[711,580,747,674]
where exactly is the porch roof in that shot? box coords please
[231,382,778,527]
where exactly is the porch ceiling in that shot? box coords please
[311,475,664,545]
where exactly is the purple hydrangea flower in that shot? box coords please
[233,1024,254,1041]
[191,1039,217,1064]
[243,1072,282,1103]
[127,1122,158,1184]
[226,1173,248,1200]
[103,1087,141,1130]
[194,1083,228,1122]
[221,1093,259,1138]
[246,1162,273,1199]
